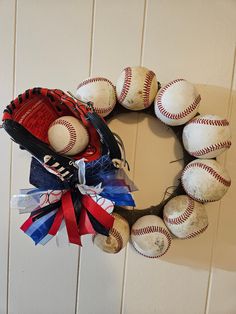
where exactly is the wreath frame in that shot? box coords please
[107,100,197,227]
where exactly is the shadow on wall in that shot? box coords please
[109,85,236,272]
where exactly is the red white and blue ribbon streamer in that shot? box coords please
[11,157,135,246]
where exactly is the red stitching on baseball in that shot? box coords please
[50,119,77,155]
[110,228,123,252]
[77,77,116,115]
[156,79,201,120]
[188,118,229,127]
[143,71,155,108]
[131,225,172,258]
[190,141,232,157]
[77,77,115,90]
[94,104,115,115]
[118,67,132,103]
[185,224,208,239]
[182,162,231,187]
[164,197,194,225]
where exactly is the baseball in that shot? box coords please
[181,159,231,202]
[116,66,158,110]
[76,77,116,117]
[93,213,130,254]
[154,79,201,125]
[48,116,89,156]
[131,215,172,258]
[182,114,231,158]
[163,195,208,239]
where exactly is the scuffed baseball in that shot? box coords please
[93,213,130,254]
[163,195,208,239]
[182,114,231,158]
[48,116,89,156]
[181,159,231,202]
[116,66,158,110]
[131,215,172,258]
[154,79,200,125]
[76,77,116,117]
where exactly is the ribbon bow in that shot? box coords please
[12,156,135,246]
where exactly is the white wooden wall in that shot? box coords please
[0,1,236,313]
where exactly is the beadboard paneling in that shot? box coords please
[0,1,15,313]
[0,1,236,314]
[77,1,145,313]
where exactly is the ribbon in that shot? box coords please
[15,156,136,246]
[61,191,81,246]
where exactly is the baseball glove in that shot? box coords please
[2,87,122,183]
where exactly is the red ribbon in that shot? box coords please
[78,208,95,236]
[81,195,115,230]
[61,191,81,246]
[48,207,63,236]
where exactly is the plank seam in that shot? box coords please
[75,1,96,313]
[7,1,17,313]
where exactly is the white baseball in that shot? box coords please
[131,215,172,258]
[48,116,89,156]
[163,195,208,239]
[181,159,231,203]
[76,77,116,117]
[116,66,158,110]
[182,114,231,158]
[154,79,201,125]
[93,213,130,254]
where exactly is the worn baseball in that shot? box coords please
[154,79,201,125]
[131,215,172,258]
[116,66,158,110]
[93,213,130,254]
[48,116,89,156]
[163,195,208,239]
[76,77,116,117]
[182,114,231,158]
[181,159,231,202]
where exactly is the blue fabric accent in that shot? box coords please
[25,210,57,245]
[30,158,66,190]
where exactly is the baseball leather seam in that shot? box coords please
[50,119,77,155]
[77,77,115,90]
[188,118,229,127]
[117,67,132,103]
[156,79,201,120]
[131,242,169,259]
[131,226,172,258]
[164,197,194,225]
[143,71,155,108]
[110,227,123,252]
[182,162,231,187]
[190,141,232,157]
[185,224,208,239]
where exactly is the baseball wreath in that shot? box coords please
[2,66,232,259]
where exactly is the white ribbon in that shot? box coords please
[74,158,103,195]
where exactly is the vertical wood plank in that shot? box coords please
[77,1,145,313]
[143,0,236,87]
[8,1,93,314]
[206,50,236,314]
[122,1,236,313]
[0,1,15,313]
